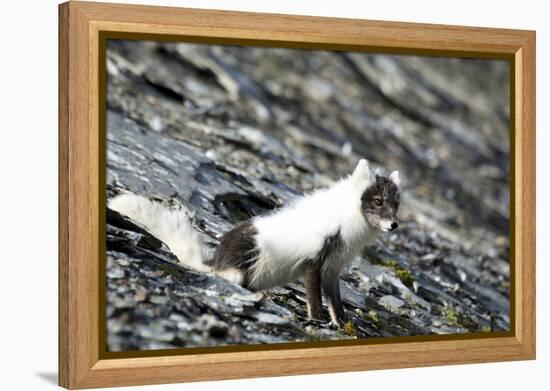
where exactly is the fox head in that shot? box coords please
[352,160,401,232]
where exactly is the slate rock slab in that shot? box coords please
[105,40,510,351]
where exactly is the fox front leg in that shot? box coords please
[322,270,347,327]
[305,263,324,320]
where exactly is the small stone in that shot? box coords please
[341,142,353,156]
[379,295,405,309]
[150,116,164,132]
[205,149,217,160]
[116,258,130,267]
[230,292,264,303]
[149,295,169,305]
[253,312,289,325]
[107,268,125,279]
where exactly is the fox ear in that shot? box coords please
[389,170,401,187]
[351,159,373,187]
[352,159,371,179]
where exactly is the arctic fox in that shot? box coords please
[108,159,401,327]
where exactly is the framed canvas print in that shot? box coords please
[58,1,536,389]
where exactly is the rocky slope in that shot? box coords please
[105,40,510,351]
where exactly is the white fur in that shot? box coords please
[108,193,211,272]
[216,268,245,285]
[389,170,401,187]
[249,159,379,289]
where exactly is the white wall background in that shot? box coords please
[0,0,546,389]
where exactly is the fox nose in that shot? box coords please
[390,222,398,231]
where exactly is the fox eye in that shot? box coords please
[373,198,382,207]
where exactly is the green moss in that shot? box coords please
[342,321,357,337]
[158,264,182,278]
[277,295,288,305]
[367,310,382,329]
[353,308,382,330]
[382,259,415,288]
[443,304,460,324]
[443,304,480,331]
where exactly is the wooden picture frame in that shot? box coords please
[59,1,536,389]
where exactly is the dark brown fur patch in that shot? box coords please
[311,229,343,268]
[205,221,259,287]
